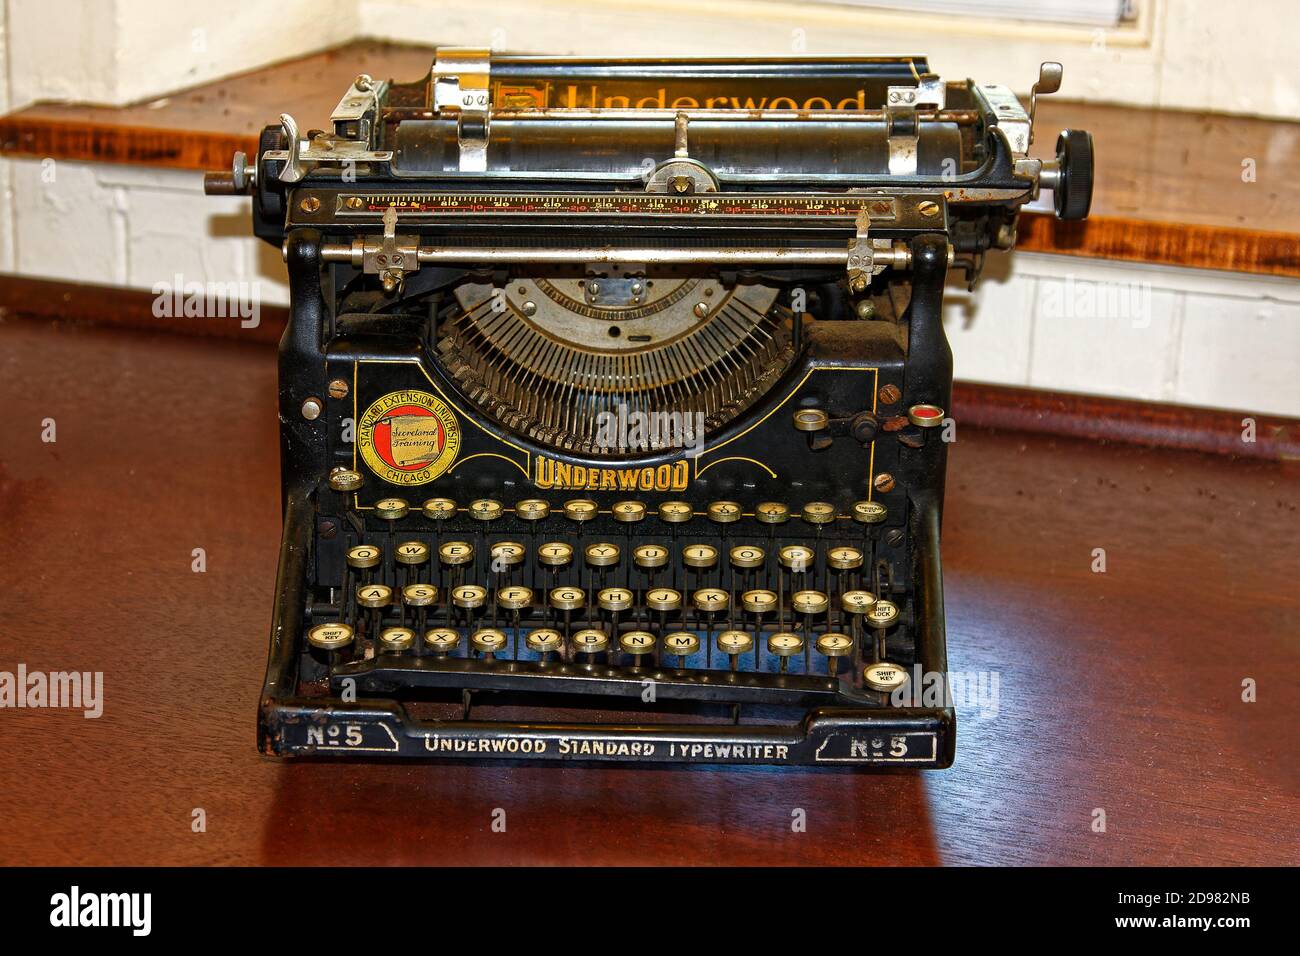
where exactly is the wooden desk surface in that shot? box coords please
[0,319,1296,866]
[2,40,1299,276]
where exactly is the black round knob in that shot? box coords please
[1054,128,1094,221]
[849,412,878,444]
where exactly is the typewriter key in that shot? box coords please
[620,630,655,666]
[646,587,682,612]
[683,544,718,568]
[828,546,863,570]
[598,587,633,612]
[717,630,753,670]
[526,628,563,658]
[664,631,700,667]
[402,583,438,607]
[496,585,533,610]
[549,587,585,611]
[438,541,474,566]
[793,590,829,614]
[755,502,790,525]
[469,499,504,522]
[379,626,415,653]
[424,628,461,655]
[707,501,742,524]
[375,498,409,520]
[867,600,899,628]
[864,661,910,693]
[741,589,777,614]
[453,584,487,609]
[634,544,669,569]
[422,498,457,520]
[907,404,945,428]
[801,502,837,525]
[328,467,364,493]
[767,632,804,673]
[611,501,647,522]
[347,544,382,570]
[572,629,608,657]
[357,584,393,609]
[563,499,598,522]
[658,501,693,523]
[395,540,430,567]
[515,499,550,520]
[490,541,526,568]
[779,545,815,572]
[693,588,729,613]
[537,542,574,566]
[851,500,888,524]
[585,543,621,567]
[308,622,354,651]
[815,632,853,677]
[472,628,508,658]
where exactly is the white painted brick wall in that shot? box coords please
[2,157,1297,417]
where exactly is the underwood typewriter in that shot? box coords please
[206,51,1092,766]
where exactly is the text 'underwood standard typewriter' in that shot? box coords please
[207,51,1092,766]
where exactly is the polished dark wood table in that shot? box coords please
[1,317,1296,866]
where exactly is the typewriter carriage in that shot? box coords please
[212,53,1092,766]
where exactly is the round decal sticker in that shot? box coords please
[357,389,460,486]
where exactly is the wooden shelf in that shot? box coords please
[2,40,1298,276]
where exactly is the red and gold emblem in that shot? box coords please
[357,389,460,486]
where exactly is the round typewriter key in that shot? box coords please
[515,498,550,521]
[841,589,877,614]
[537,542,574,566]
[620,630,655,665]
[598,587,633,612]
[424,628,461,654]
[867,600,899,628]
[683,544,718,568]
[375,497,409,520]
[357,584,393,609]
[864,661,910,693]
[634,544,669,569]
[779,545,815,572]
[815,632,854,676]
[468,498,504,522]
[549,587,585,611]
[585,542,621,567]
[395,540,430,566]
[347,544,381,570]
[572,629,608,656]
[379,626,415,653]
[801,501,837,525]
[438,541,474,566]
[472,628,508,657]
[422,498,457,520]
[907,404,945,428]
[452,584,487,609]
[730,545,765,569]
[402,583,438,607]
[658,501,693,523]
[717,630,753,669]
[612,500,646,523]
[693,588,729,612]
[563,498,598,522]
[755,502,790,525]
[526,628,563,656]
[646,587,682,612]
[741,589,778,613]
[664,631,700,666]
[851,500,888,524]
[828,546,864,570]
[706,501,742,524]
[792,590,829,614]
[308,622,354,651]
[496,585,533,610]
[490,541,525,568]
[792,408,829,432]
[328,468,364,493]
[768,632,804,672]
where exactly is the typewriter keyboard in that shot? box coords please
[304,471,916,708]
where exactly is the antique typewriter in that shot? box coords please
[206,50,1092,766]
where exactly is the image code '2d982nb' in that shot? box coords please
[205,51,1093,767]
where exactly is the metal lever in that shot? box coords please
[1029,62,1063,145]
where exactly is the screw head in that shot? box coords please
[873,472,896,494]
[693,302,709,318]
[301,397,323,421]
[327,378,349,399]
[918,200,940,217]
[521,300,537,316]
[345,196,365,210]
[299,196,321,213]
[879,384,901,405]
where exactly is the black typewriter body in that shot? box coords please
[209,51,1092,766]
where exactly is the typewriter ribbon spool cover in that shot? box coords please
[207,52,1093,767]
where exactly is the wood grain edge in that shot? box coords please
[0,113,259,172]
[1017,212,1300,278]
[2,274,1295,462]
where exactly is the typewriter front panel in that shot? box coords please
[216,52,1093,766]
